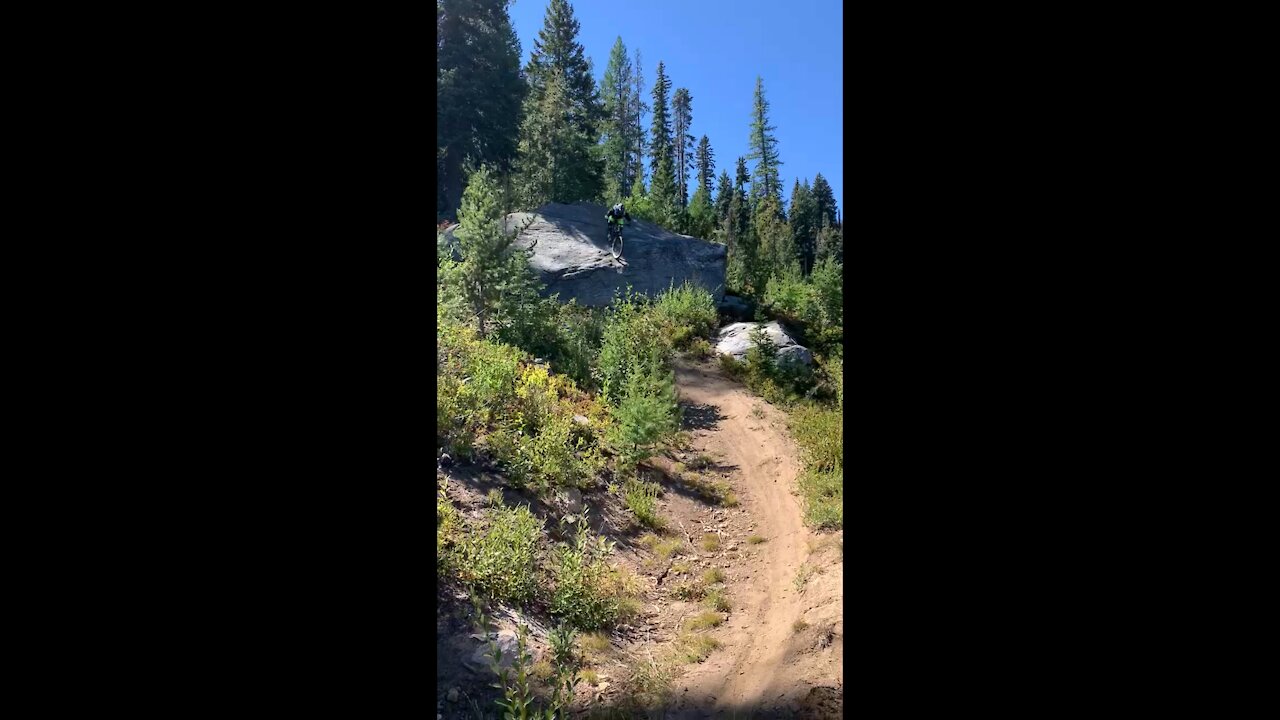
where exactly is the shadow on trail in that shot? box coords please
[679,401,725,432]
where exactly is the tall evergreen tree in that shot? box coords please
[444,165,540,339]
[630,48,648,191]
[713,170,733,227]
[672,88,694,208]
[746,76,783,209]
[518,0,603,203]
[733,157,751,239]
[437,0,525,221]
[816,216,843,264]
[600,37,635,200]
[686,182,715,240]
[811,173,838,228]
[789,178,820,274]
[516,69,582,206]
[648,62,672,181]
[695,135,715,195]
[647,62,678,224]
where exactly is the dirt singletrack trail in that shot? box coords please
[666,357,843,719]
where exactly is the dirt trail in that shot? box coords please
[666,358,843,718]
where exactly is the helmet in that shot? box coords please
[614,203,624,214]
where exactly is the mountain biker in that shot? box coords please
[605,203,631,236]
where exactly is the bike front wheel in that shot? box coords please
[610,232,623,260]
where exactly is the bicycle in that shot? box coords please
[607,222,624,260]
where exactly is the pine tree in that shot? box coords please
[672,88,694,208]
[750,195,795,295]
[713,170,733,228]
[518,0,603,203]
[447,165,540,339]
[746,76,783,210]
[630,48,648,192]
[811,173,838,228]
[687,182,715,240]
[518,68,600,206]
[695,136,715,195]
[816,216,843,264]
[647,62,678,225]
[600,37,635,200]
[437,0,525,221]
[789,178,820,274]
[733,157,751,240]
[648,62,672,182]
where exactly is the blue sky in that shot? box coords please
[508,0,843,216]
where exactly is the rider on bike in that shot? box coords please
[605,203,631,237]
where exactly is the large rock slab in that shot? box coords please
[715,321,813,367]
[442,202,726,307]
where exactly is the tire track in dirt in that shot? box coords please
[665,358,836,718]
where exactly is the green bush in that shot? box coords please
[451,504,543,603]
[437,482,462,576]
[788,404,842,472]
[551,526,628,630]
[595,290,674,405]
[798,469,843,530]
[608,363,678,469]
[623,479,664,530]
[654,282,718,350]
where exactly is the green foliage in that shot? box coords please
[672,88,694,207]
[685,183,716,240]
[600,36,640,199]
[695,135,715,194]
[799,469,843,530]
[594,290,675,404]
[762,257,843,355]
[437,0,524,218]
[549,623,578,669]
[811,172,838,229]
[653,281,718,349]
[437,323,609,489]
[551,526,628,630]
[437,481,462,576]
[788,404,842,472]
[517,0,603,205]
[789,178,820,273]
[788,402,843,530]
[746,76,783,205]
[623,479,664,529]
[446,165,542,339]
[450,504,543,604]
[609,366,678,469]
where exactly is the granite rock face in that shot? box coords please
[715,321,813,367]
[442,202,726,307]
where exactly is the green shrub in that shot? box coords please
[798,469,843,530]
[608,363,678,470]
[688,337,713,359]
[451,504,543,604]
[654,282,718,350]
[623,479,664,530]
[595,290,675,405]
[437,482,462,576]
[551,527,629,630]
[788,404,843,472]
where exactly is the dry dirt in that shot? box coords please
[661,357,843,719]
[436,356,842,719]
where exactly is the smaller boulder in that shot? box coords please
[715,321,813,367]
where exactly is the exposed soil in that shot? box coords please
[436,355,842,719]
[661,357,843,719]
